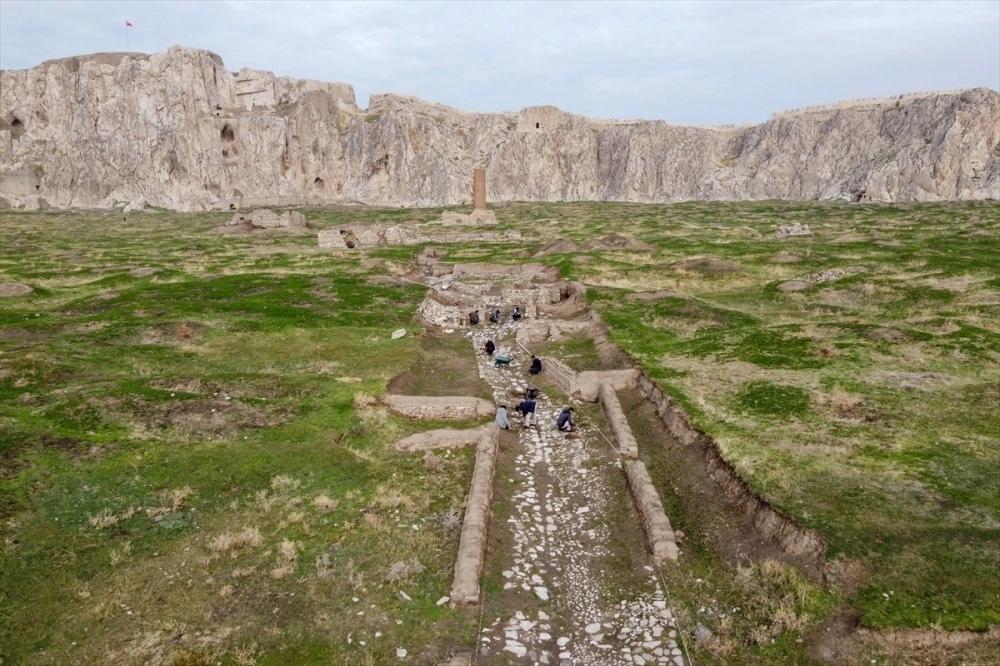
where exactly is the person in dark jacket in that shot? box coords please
[469,310,480,325]
[512,307,522,321]
[489,310,499,323]
[529,356,542,375]
[556,407,576,432]
[517,398,537,427]
[484,339,496,356]
[524,385,540,401]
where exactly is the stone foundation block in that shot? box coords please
[450,425,499,604]
[623,460,679,562]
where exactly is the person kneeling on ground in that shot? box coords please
[469,310,480,325]
[556,407,576,432]
[495,405,510,430]
[512,307,522,321]
[484,339,496,356]
[529,355,542,375]
[517,398,537,427]
[488,310,499,323]
[524,385,540,401]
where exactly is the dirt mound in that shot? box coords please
[673,257,744,274]
[777,280,814,291]
[627,290,688,302]
[141,398,284,437]
[582,234,653,252]
[768,253,802,263]
[866,327,907,342]
[533,238,581,257]
[0,283,33,297]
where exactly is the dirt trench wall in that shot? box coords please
[633,372,827,580]
[450,425,500,605]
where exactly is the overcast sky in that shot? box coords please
[1,1,997,124]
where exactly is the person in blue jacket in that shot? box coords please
[556,407,576,432]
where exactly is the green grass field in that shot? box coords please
[1,200,997,665]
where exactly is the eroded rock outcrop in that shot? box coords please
[2,46,998,211]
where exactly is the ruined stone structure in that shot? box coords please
[317,224,516,249]
[383,394,494,421]
[1,46,997,210]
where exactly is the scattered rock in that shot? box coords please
[777,280,814,292]
[776,222,812,238]
[391,328,407,339]
[122,198,148,213]
[436,596,450,606]
[396,647,408,658]
[0,282,33,297]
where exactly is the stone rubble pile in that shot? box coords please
[775,222,812,238]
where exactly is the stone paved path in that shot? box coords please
[469,321,688,666]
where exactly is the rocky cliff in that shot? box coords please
[1,46,998,211]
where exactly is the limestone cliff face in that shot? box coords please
[1,46,997,210]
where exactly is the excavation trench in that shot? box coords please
[392,261,829,664]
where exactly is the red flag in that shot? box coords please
[126,21,133,27]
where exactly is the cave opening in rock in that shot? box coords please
[313,177,325,191]
[9,117,25,139]
[220,124,235,142]
[535,122,540,129]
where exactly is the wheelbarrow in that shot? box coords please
[494,354,512,369]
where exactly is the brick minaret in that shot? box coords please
[473,168,487,210]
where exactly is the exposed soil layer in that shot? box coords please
[620,388,817,574]
[387,330,492,400]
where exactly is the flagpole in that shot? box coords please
[126,24,130,50]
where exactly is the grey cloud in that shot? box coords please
[0,0,996,124]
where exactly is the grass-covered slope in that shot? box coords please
[525,200,998,632]
[0,212,482,665]
[1,200,997,665]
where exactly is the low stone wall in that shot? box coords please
[383,394,494,420]
[623,460,679,563]
[515,320,596,346]
[540,356,638,402]
[599,382,638,458]
[439,210,497,226]
[394,424,494,453]
[451,424,500,605]
[634,372,827,580]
